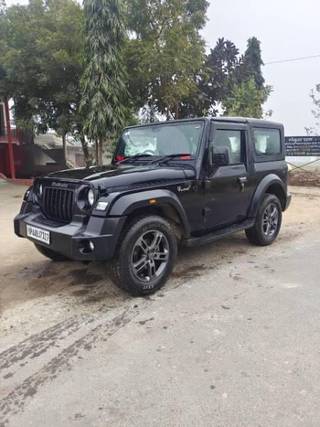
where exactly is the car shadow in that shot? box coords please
[0,230,285,315]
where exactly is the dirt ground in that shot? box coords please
[289,170,320,187]
[1,180,320,426]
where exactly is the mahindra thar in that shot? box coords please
[14,117,291,296]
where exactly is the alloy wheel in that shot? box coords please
[262,203,279,237]
[131,230,169,283]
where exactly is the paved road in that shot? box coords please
[1,181,320,426]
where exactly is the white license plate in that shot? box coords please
[26,225,50,245]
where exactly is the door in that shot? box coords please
[203,122,254,230]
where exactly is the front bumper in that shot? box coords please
[14,211,126,261]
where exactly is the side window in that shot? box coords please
[212,129,245,165]
[253,128,281,157]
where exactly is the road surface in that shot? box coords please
[1,181,320,426]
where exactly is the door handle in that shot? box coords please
[238,176,248,184]
[237,176,248,192]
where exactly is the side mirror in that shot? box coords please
[209,146,230,168]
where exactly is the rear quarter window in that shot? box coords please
[253,128,283,161]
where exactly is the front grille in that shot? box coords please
[42,187,74,222]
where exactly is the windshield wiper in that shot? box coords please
[151,153,192,164]
[116,154,153,164]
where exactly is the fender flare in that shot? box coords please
[108,189,191,236]
[248,174,287,218]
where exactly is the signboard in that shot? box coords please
[285,136,320,156]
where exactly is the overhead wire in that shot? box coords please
[264,54,320,65]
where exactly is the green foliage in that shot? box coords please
[223,78,271,119]
[1,0,86,160]
[201,38,240,115]
[199,36,271,118]
[0,1,9,97]
[124,0,209,119]
[80,0,128,164]
[239,37,265,89]
[1,0,272,166]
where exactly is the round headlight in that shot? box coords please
[24,189,31,201]
[88,189,95,206]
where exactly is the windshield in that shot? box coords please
[116,121,204,159]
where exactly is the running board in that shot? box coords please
[183,219,255,248]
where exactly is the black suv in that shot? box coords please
[14,117,291,295]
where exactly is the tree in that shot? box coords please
[36,0,86,162]
[223,78,270,118]
[1,0,90,164]
[124,0,209,120]
[222,37,271,118]
[239,37,265,89]
[306,84,320,135]
[81,0,128,165]
[199,36,271,118]
[201,37,240,115]
[0,0,8,97]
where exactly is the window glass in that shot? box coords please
[253,128,281,156]
[119,121,204,157]
[212,129,244,164]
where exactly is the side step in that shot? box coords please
[183,219,255,248]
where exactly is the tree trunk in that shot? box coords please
[80,134,91,168]
[98,137,103,166]
[175,103,179,120]
[95,140,99,165]
[62,132,67,166]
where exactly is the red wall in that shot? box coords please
[0,144,27,178]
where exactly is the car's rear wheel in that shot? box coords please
[111,215,177,296]
[34,243,69,261]
[245,194,282,246]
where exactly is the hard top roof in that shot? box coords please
[125,116,283,130]
[211,116,282,127]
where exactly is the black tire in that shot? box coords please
[34,243,69,261]
[245,194,282,246]
[111,215,178,296]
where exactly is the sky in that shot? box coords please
[5,0,320,136]
[202,0,320,135]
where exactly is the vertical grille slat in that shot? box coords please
[58,189,63,220]
[42,186,74,223]
[61,190,66,220]
[44,188,49,214]
[51,189,56,219]
[48,188,52,216]
[64,190,69,220]
[67,191,72,220]
[54,189,58,219]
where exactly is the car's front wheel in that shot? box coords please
[245,194,282,246]
[111,215,178,296]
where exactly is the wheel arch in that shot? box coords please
[109,189,191,239]
[248,174,287,218]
